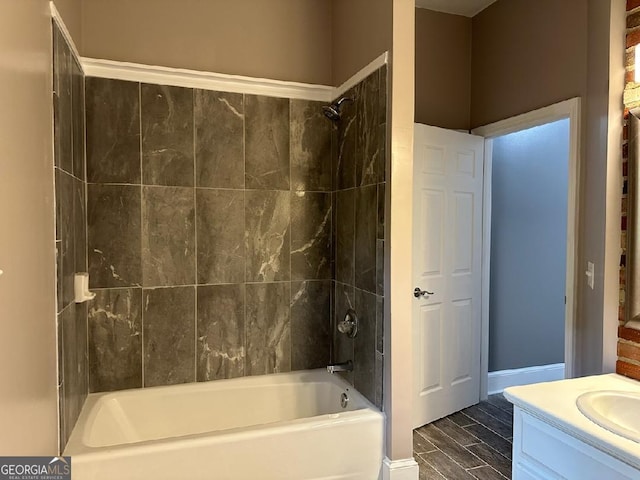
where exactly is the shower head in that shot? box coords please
[322,96,353,122]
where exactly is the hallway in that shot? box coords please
[414,395,513,479]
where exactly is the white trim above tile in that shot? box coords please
[80,57,334,102]
[333,52,389,100]
[49,1,82,66]
[80,51,389,102]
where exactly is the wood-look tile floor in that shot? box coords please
[414,394,514,480]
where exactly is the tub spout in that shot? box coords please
[327,360,353,373]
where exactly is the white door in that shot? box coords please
[412,124,484,428]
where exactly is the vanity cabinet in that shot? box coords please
[512,407,640,480]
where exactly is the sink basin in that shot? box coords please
[577,390,640,443]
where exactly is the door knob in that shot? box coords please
[414,287,434,298]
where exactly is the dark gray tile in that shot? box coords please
[291,192,331,281]
[356,72,380,187]
[195,90,244,189]
[420,450,476,480]
[56,242,63,314]
[330,191,337,278]
[335,88,357,190]
[354,288,376,403]
[433,417,481,447]
[377,66,388,185]
[414,430,437,454]
[143,287,195,386]
[142,186,195,286]
[197,284,245,381]
[58,384,66,452]
[86,78,141,184]
[463,405,513,439]
[75,302,88,406]
[245,95,289,190]
[88,288,142,392]
[378,65,387,127]
[486,394,514,413]
[56,169,75,309]
[245,282,291,375]
[468,466,507,480]
[71,58,85,180]
[477,401,514,427]
[88,184,142,288]
[61,305,81,447]
[196,189,244,284]
[377,183,385,239]
[291,281,331,370]
[331,124,339,192]
[141,84,194,186]
[355,185,377,293]
[290,99,332,192]
[333,282,355,383]
[245,190,290,282]
[417,424,485,469]
[54,26,72,174]
[335,189,355,285]
[467,443,512,479]
[375,350,383,409]
[376,239,384,296]
[376,296,383,354]
[448,411,477,428]
[74,177,87,272]
[464,424,513,459]
[377,124,387,184]
[416,454,446,480]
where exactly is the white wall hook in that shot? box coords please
[74,273,96,303]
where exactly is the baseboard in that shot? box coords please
[488,363,565,395]
[380,457,419,480]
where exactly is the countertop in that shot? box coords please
[504,373,640,470]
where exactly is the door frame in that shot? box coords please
[472,98,582,399]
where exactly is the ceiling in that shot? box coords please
[415,0,498,17]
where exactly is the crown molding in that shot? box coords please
[80,51,388,102]
[80,58,334,102]
[332,52,388,100]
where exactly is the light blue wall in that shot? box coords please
[489,118,569,372]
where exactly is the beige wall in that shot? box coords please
[53,0,82,50]
[578,0,625,376]
[386,0,415,464]
[470,0,626,378]
[471,0,588,129]
[81,0,332,85]
[331,0,392,86]
[0,0,58,454]
[415,8,471,130]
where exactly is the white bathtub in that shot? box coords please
[64,369,385,480]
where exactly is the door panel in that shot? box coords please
[413,124,484,428]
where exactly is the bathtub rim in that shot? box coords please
[64,368,384,457]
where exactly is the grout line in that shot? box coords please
[139,81,145,389]
[242,93,248,378]
[193,88,198,383]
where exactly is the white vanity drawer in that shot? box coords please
[513,408,640,480]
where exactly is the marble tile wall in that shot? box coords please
[85,80,333,393]
[332,66,387,408]
[53,21,88,451]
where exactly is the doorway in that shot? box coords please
[413,99,581,426]
[473,98,581,399]
[485,118,569,394]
